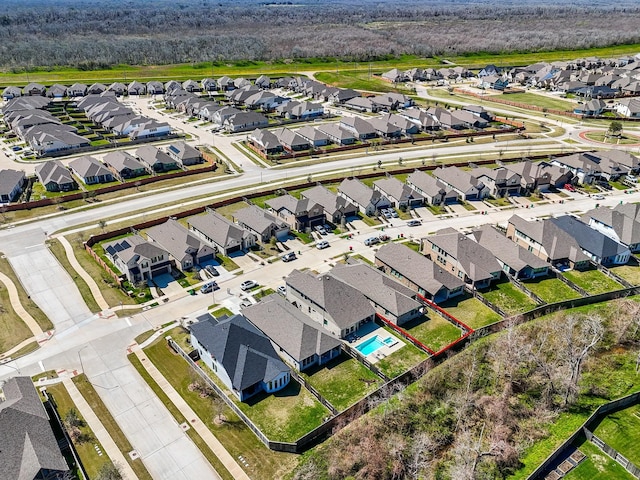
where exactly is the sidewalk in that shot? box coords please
[57,236,110,311]
[62,378,139,480]
[133,348,251,480]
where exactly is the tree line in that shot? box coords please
[1,0,640,70]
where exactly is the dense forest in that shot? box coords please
[2,0,640,70]
[293,300,640,479]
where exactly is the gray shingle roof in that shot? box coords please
[69,155,111,179]
[0,169,25,200]
[265,194,322,217]
[472,224,549,272]
[582,206,640,247]
[0,377,69,479]
[373,177,424,204]
[35,160,75,187]
[551,215,629,259]
[188,211,254,250]
[375,242,464,295]
[242,294,341,363]
[407,170,448,197]
[234,204,284,236]
[166,141,201,162]
[147,218,211,263]
[103,151,146,173]
[190,314,290,391]
[302,184,357,218]
[338,178,387,209]
[103,234,167,264]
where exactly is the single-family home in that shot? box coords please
[68,83,88,97]
[506,215,591,269]
[275,100,324,120]
[182,79,201,93]
[344,97,376,113]
[462,105,496,122]
[249,128,283,155]
[471,166,521,198]
[285,269,376,338]
[296,126,329,148]
[329,260,423,325]
[23,83,46,96]
[301,184,358,224]
[615,98,640,118]
[505,160,573,193]
[381,68,409,83]
[370,93,413,111]
[135,145,179,173]
[190,314,291,401]
[255,75,272,89]
[242,294,342,372]
[103,151,148,179]
[400,108,441,131]
[107,82,127,96]
[378,113,420,135]
[24,124,90,156]
[0,377,70,480]
[582,206,640,253]
[373,176,424,209]
[338,177,391,216]
[272,127,311,152]
[551,153,603,184]
[188,210,256,255]
[103,234,172,283]
[146,218,215,271]
[166,141,203,166]
[2,86,22,100]
[368,117,402,138]
[478,65,502,77]
[127,81,146,95]
[433,166,489,201]
[375,242,465,303]
[406,170,457,205]
[0,169,26,203]
[574,99,607,116]
[69,156,114,185]
[315,123,356,145]
[477,75,509,90]
[233,204,289,242]
[146,81,165,95]
[422,228,502,289]
[265,194,324,232]
[35,160,77,192]
[46,84,67,98]
[471,225,550,279]
[223,111,269,132]
[339,117,377,140]
[86,83,108,95]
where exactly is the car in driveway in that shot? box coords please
[593,194,605,200]
[240,280,258,291]
[364,237,380,246]
[277,285,287,295]
[282,252,297,262]
[564,183,576,192]
[314,225,328,235]
[407,219,422,227]
[316,240,330,250]
[200,281,219,294]
[205,264,219,276]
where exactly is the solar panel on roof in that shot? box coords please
[168,145,180,154]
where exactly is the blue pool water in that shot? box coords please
[356,335,393,356]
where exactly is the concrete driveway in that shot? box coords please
[152,273,185,298]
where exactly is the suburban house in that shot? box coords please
[103,151,148,179]
[135,145,179,173]
[25,124,90,156]
[265,194,325,232]
[375,242,465,303]
[286,269,376,338]
[46,84,67,98]
[406,170,457,205]
[23,82,46,96]
[471,225,550,279]
[272,127,311,152]
[594,150,640,176]
[339,116,377,140]
[0,169,26,203]
[338,177,391,216]
[275,100,324,120]
[315,123,356,145]
[35,160,77,192]
[382,68,409,83]
[505,160,573,193]
[400,108,441,131]
[301,184,358,224]
[329,260,423,325]
[242,294,342,372]
[2,86,22,100]
[166,141,203,166]
[373,176,424,209]
[422,228,502,289]
[223,111,269,133]
[551,153,603,184]
[462,105,496,121]
[296,125,330,148]
[477,75,509,90]
[127,81,146,95]
[190,314,291,402]
[433,166,489,201]
[615,98,640,118]
[574,99,607,116]
[506,214,592,269]
[0,377,70,480]
[378,113,420,135]
[582,206,640,253]
[368,117,402,138]
[103,234,172,283]
[147,81,165,95]
[344,96,376,113]
[146,218,216,272]
[188,210,256,255]
[233,204,289,242]
[249,129,283,155]
[68,156,114,185]
[470,166,521,197]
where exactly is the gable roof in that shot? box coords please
[302,184,357,217]
[234,204,285,235]
[375,242,464,295]
[34,160,75,187]
[136,145,175,167]
[338,177,387,208]
[103,234,167,264]
[166,141,201,162]
[0,377,69,479]
[69,155,111,179]
[433,166,483,193]
[406,170,448,197]
[190,314,290,391]
[242,294,341,362]
[265,194,323,217]
[472,224,550,272]
[0,169,25,199]
[582,206,640,247]
[373,177,424,204]
[146,218,209,262]
[188,211,254,249]
[103,150,146,172]
[551,215,629,259]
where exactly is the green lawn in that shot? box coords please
[496,92,575,111]
[610,265,640,286]
[375,328,429,378]
[0,276,33,354]
[481,280,538,315]
[315,71,413,93]
[301,354,382,411]
[142,333,298,480]
[592,404,640,466]
[403,315,462,352]
[524,277,582,304]
[438,294,502,329]
[584,132,640,145]
[45,383,112,479]
[563,269,623,295]
[564,439,636,480]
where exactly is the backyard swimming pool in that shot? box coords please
[356,335,394,356]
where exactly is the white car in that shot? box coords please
[316,240,330,249]
[240,280,258,291]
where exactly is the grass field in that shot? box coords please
[524,277,582,304]
[584,132,640,145]
[592,404,640,466]
[143,332,298,480]
[315,71,414,94]
[564,440,636,480]
[482,281,538,315]
[496,92,575,111]
[403,315,462,352]
[301,354,382,411]
[563,269,623,295]
[0,276,32,354]
[438,294,502,329]
[611,265,640,285]
[374,329,429,378]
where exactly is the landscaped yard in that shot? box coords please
[438,294,502,329]
[524,277,582,303]
[375,328,429,378]
[563,269,623,295]
[611,265,640,286]
[592,404,640,466]
[564,440,636,480]
[481,280,538,315]
[403,315,462,352]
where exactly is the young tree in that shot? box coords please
[95,461,123,480]
[608,120,623,137]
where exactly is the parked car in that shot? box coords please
[407,219,422,227]
[564,183,575,192]
[240,299,253,308]
[364,237,380,246]
[315,225,328,235]
[277,285,287,295]
[200,281,219,294]
[593,194,605,200]
[382,209,393,219]
[11,145,22,152]
[316,240,330,249]
[282,252,297,262]
[378,233,390,241]
[240,280,258,291]
[205,264,219,276]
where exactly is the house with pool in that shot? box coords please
[189,314,291,402]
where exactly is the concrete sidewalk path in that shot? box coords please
[62,377,139,480]
[57,236,110,311]
[134,349,251,480]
